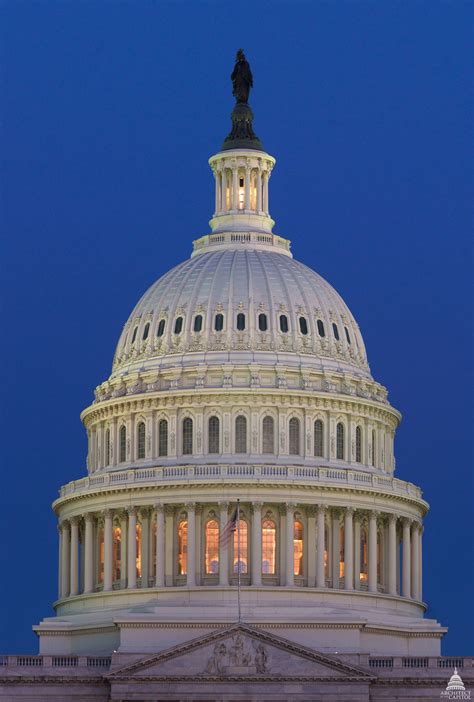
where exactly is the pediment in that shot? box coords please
[109,624,373,681]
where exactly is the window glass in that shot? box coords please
[233,520,248,574]
[205,520,219,574]
[289,417,300,455]
[314,420,323,457]
[119,426,126,463]
[235,416,247,453]
[294,521,303,576]
[262,520,276,575]
[158,419,168,457]
[258,313,268,332]
[214,313,224,332]
[157,319,166,337]
[344,326,351,344]
[279,314,289,333]
[174,317,183,334]
[299,317,308,335]
[236,313,245,331]
[336,423,344,460]
[142,323,150,341]
[332,323,340,341]
[262,416,274,454]
[193,315,203,333]
[105,429,110,467]
[178,520,187,575]
[355,426,362,463]
[131,326,138,343]
[137,422,146,459]
[208,416,220,454]
[372,429,376,467]
[317,319,325,337]
[182,418,193,455]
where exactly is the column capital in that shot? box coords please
[164,505,175,517]
[185,502,196,513]
[251,501,263,513]
[411,519,422,532]
[388,512,398,525]
[218,501,229,512]
[116,509,128,521]
[139,506,152,520]
[285,502,297,514]
[306,506,318,517]
[127,506,138,517]
[102,509,114,520]
[154,502,165,514]
[316,503,327,516]
[368,509,380,520]
[59,519,70,530]
[344,506,355,517]
[70,516,81,527]
[402,516,413,528]
[83,512,95,523]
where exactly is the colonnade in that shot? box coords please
[58,502,423,603]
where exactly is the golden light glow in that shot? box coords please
[178,520,188,575]
[294,521,303,576]
[233,520,248,574]
[262,519,276,575]
[205,519,219,575]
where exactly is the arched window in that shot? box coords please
[157,319,166,337]
[314,419,324,457]
[332,323,340,341]
[355,426,362,463]
[193,314,203,332]
[137,422,146,459]
[344,326,351,344]
[262,519,276,575]
[262,416,275,454]
[105,428,110,466]
[214,313,224,332]
[258,313,268,332]
[235,416,247,454]
[294,520,303,576]
[372,429,376,467]
[158,419,168,457]
[299,317,308,335]
[119,425,126,463]
[205,519,219,574]
[177,520,187,575]
[112,526,122,582]
[174,317,183,334]
[233,520,248,574]
[279,314,289,333]
[208,416,220,454]
[182,418,193,455]
[236,313,246,331]
[317,319,325,337]
[131,326,138,343]
[142,322,150,341]
[336,423,344,460]
[289,417,300,455]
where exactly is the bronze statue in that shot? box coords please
[231,49,253,104]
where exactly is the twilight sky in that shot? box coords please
[0,1,472,654]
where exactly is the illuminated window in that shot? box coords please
[314,419,323,457]
[225,171,231,210]
[214,313,224,332]
[182,418,193,455]
[279,314,289,333]
[294,520,303,576]
[119,425,126,463]
[299,317,308,335]
[332,323,340,341]
[205,519,219,574]
[208,416,220,454]
[262,416,274,454]
[258,313,268,332]
[336,423,344,460]
[235,416,247,454]
[233,520,248,574]
[193,315,203,332]
[142,322,150,341]
[250,170,257,209]
[105,428,110,466]
[131,326,138,343]
[262,519,276,574]
[372,429,376,467]
[174,317,183,334]
[289,417,300,455]
[238,176,245,210]
[158,419,168,457]
[177,520,187,575]
[137,422,145,459]
[339,526,345,578]
[345,326,351,344]
[317,319,325,337]
[355,426,362,463]
[157,319,165,337]
[113,526,121,582]
[236,313,245,331]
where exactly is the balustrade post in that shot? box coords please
[155,504,165,587]
[103,509,113,592]
[251,502,262,586]
[127,507,138,590]
[316,505,326,588]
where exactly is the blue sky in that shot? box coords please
[0,1,472,654]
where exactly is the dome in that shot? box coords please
[447,669,466,691]
[111,242,370,381]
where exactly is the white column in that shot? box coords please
[214,170,220,213]
[231,166,238,210]
[402,518,411,598]
[69,517,79,597]
[83,513,94,594]
[244,165,251,210]
[256,168,262,212]
[285,503,295,587]
[307,507,316,587]
[155,504,165,587]
[251,502,262,586]
[127,507,137,589]
[419,525,423,601]
[316,505,326,588]
[103,509,113,592]
[388,513,397,596]
[368,511,378,593]
[60,521,70,598]
[119,512,128,588]
[353,513,361,590]
[140,508,150,588]
[411,522,420,601]
[331,509,340,589]
[186,503,196,586]
[262,170,269,213]
[220,169,227,211]
[344,508,354,590]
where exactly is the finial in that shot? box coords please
[221,49,264,152]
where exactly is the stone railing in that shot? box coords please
[0,655,111,673]
[58,463,423,501]
[192,231,291,254]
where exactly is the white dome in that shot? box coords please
[112,244,371,380]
